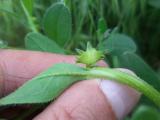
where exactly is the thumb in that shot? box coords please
[34,69,140,120]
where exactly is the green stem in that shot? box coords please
[88,68,160,107]
[20,0,38,32]
[47,67,160,107]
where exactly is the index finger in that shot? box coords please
[0,49,107,96]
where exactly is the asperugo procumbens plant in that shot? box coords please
[0,43,160,107]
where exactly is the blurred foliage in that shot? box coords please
[129,105,160,120]
[0,0,160,68]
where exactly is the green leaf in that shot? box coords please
[0,40,8,48]
[117,52,160,90]
[131,105,160,120]
[0,0,19,17]
[97,17,107,34]
[98,33,137,55]
[0,63,87,105]
[0,63,160,107]
[97,17,107,41]
[42,2,72,46]
[0,0,13,13]
[25,32,65,54]
[21,0,33,15]
[148,0,160,9]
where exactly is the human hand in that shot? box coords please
[0,50,140,120]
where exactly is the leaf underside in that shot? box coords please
[0,63,86,105]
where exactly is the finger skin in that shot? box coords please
[0,64,3,96]
[0,49,106,96]
[33,80,116,120]
[0,50,72,96]
[33,69,140,120]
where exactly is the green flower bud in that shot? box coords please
[76,43,104,67]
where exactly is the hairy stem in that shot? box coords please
[43,67,160,107]
[88,68,160,107]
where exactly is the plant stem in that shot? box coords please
[88,68,160,107]
[20,0,38,32]
[46,67,160,107]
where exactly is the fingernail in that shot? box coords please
[99,69,141,120]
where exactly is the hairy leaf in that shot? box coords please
[0,63,86,105]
